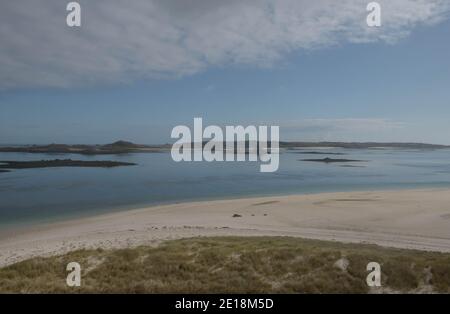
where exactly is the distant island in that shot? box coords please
[280,141,449,149]
[0,141,171,155]
[301,157,367,163]
[289,151,346,155]
[0,159,136,170]
[0,140,448,155]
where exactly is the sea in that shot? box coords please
[1,147,450,229]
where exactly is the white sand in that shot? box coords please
[1,188,450,267]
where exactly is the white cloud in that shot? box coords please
[1,0,449,89]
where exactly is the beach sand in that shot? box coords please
[1,188,450,267]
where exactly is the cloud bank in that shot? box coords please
[1,0,449,89]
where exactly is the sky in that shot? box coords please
[1,0,450,144]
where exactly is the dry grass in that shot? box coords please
[1,236,450,293]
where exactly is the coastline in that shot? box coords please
[1,188,450,267]
[2,182,446,232]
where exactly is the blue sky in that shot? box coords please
[1,1,450,144]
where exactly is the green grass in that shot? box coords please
[1,236,450,293]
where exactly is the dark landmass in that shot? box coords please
[0,140,171,155]
[340,165,366,168]
[301,158,367,163]
[0,140,448,155]
[280,142,449,149]
[0,159,136,170]
[202,141,449,150]
[0,169,10,173]
[289,151,346,155]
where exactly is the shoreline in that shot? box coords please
[2,182,446,232]
[1,188,450,267]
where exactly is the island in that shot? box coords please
[0,141,447,155]
[0,140,171,155]
[301,157,367,163]
[0,159,136,170]
[289,151,346,155]
[280,141,449,149]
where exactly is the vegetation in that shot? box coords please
[0,237,449,293]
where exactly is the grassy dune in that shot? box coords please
[1,236,450,293]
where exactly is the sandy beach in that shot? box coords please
[1,188,450,267]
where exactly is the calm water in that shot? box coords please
[1,148,450,228]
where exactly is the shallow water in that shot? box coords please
[1,148,450,228]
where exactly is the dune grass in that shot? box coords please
[1,236,449,293]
